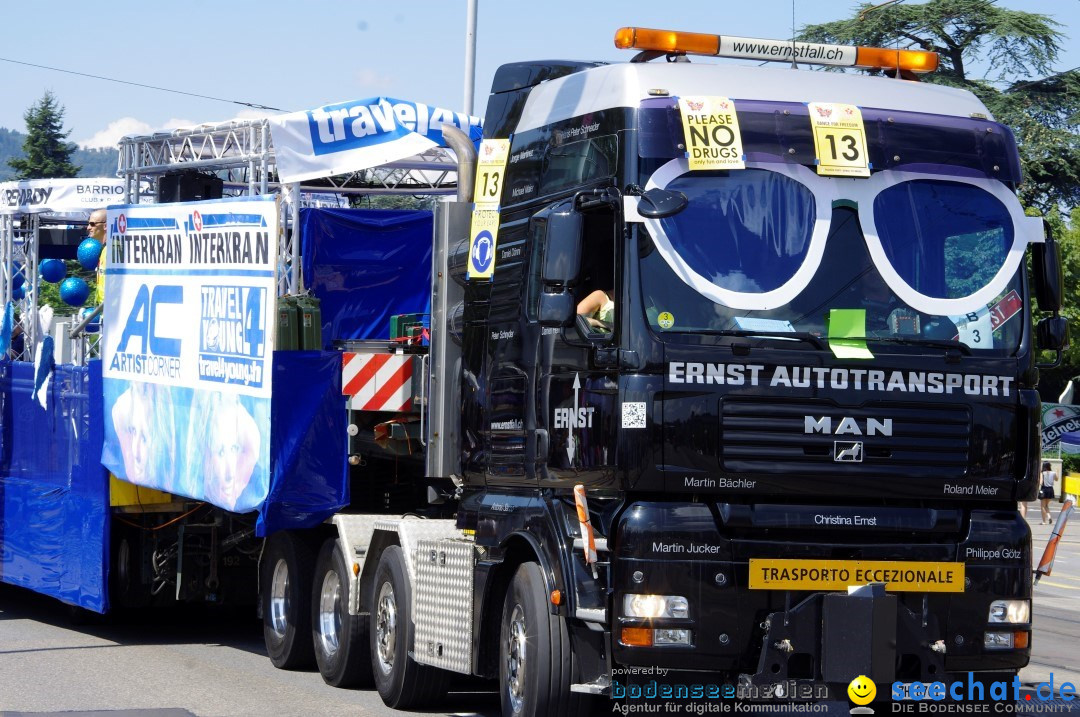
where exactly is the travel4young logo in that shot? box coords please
[198,285,268,389]
[267,96,483,184]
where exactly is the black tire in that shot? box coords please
[261,532,316,669]
[369,545,450,708]
[500,561,591,717]
[109,523,148,609]
[312,538,373,687]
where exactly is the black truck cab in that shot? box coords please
[451,54,1060,698]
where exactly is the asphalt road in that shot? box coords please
[0,510,1076,717]
[1021,508,1080,687]
[0,591,498,717]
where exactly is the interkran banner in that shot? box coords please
[100,195,278,512]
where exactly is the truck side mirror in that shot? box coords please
[533,199,583,283]
[1032,225,1063,313]
[637,187,688,219]
[625,184,688,219]
[1037,316,1069,353]
[538,292,576,326]
[531,199,583,327]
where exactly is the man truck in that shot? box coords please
[1,27,1066,716]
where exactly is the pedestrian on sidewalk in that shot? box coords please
[1039,462,1058,524]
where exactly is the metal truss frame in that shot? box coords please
[117,117,461,296]
[0,213,40,361]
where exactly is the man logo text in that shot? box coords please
[804,416,892,437]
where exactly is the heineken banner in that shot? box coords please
[100,195,278,512]
[1041,403,1080,450]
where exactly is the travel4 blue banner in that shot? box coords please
[100,196,278,512]
[267,97,483,184]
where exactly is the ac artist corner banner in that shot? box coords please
[101,196,278,513]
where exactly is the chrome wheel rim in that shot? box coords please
[317,569,342,656]
[269,558,290,639]
[375,581,397,675]
[505,604,527,713]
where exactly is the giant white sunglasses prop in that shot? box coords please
[625,158,1043,317]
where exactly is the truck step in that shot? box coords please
[573,537,609,552]
[571,676,611,695]
[574,607,607,623]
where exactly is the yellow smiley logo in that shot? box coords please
[848,675,876,705]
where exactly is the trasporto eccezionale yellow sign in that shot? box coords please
[749,558,964,592]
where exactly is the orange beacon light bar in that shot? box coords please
[614,27,939,74]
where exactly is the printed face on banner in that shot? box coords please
[100,196,278,513]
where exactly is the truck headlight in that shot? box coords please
[653,629,692,645]
[984,631,1028,650]
[623,594,689,619]
[988,599,1030,624]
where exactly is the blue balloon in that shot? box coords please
[39,258,67,283]
[12,270,24,289]
[77,237,104,270]
[79,306,100,334]
[12,283,27,301]
[59,277,90,306]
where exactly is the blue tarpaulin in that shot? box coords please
[301,208,433,347]
[257,351,348,535]
[1059,431,1080,454]
[0,360,109,612]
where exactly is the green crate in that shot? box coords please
[276,295,299,351]
[390,313,426,340]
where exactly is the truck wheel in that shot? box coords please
[369,545,450,707]
[500,561,590,717]
[312,538,373,687]
[261,532,315,669]
[109,524,147,609]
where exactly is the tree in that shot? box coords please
[1033,207,1080,400]
[798,0,1080,213]
[7,91,80,179]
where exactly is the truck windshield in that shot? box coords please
[638,168,1026,355]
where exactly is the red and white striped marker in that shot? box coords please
[1035,498,1074,583]
[341,352,415,412]
[574,484,598,577]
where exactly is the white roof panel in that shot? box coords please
[514,62,991,133]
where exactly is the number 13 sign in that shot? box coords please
[472,139,511,207]
[808,102,870,178]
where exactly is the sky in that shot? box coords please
[1,0,1078,150]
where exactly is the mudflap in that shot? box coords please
[744,584,945,692]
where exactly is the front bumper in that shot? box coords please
[610,502,1031,682]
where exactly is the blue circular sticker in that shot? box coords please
[471,230,494,274]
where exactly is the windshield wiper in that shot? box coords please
[692,329,828,351]
[851,336,971,355]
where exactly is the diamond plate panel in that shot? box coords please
[332,515,385,614]
[377,517,462,589]
[413,539,474,674]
